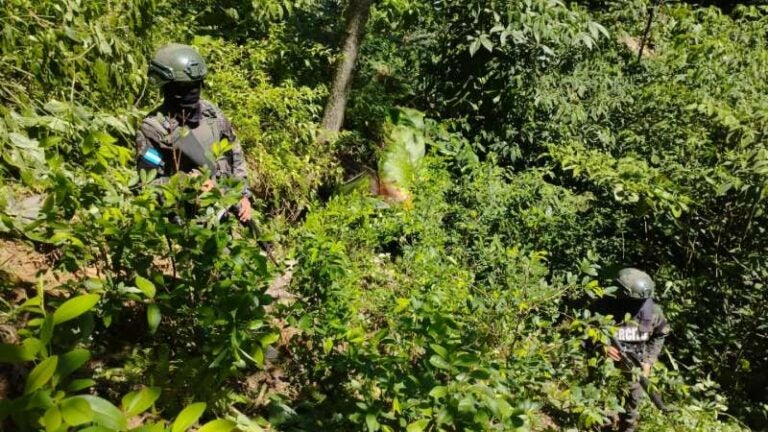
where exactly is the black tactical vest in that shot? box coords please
[142,108,221,176]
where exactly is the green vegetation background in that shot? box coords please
[0,0,765,431]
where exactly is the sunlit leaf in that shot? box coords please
[25,356,58,394]
[56,348,91,379]
[61,396,94,426]
[171,402,206,432]
[79,395,127,430]
[42,405,62,432]
[122,386,161,417]
[197,419,237,432]
[147,304,161,334]
[135,276,156,299]
[53,294,100,325]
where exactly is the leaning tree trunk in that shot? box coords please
[320,0,373,140]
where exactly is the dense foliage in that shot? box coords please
[0,0,765,431]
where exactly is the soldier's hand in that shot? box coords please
[200,179,216,193]
[606,345,622,362]
[238,197,252,222]
[642,362,652,377]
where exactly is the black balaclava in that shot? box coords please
[163,82,203,127]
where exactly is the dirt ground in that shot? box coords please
[619,35,656,58]
[0,238,98,302]
[0,238,55,304]
[0,239,48,282]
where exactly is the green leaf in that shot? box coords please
[496,398,513,418]
[406,419,430,432]
[253,345,265,367]
[132,424,169,432]
[429,344,448,359]
[429,386,447,399]
[79,395,127,430]
[147,304,161,334]
[57,348,91,378]
[428,355,451,370]
[78,427,113,432]
[135,276,156,299]
[94,59,110,91]
[0,342,36,363]
[469,38,481,57]
[61,396,94,426]
[377,110,427,201]
[25,355,58,394]
[589,21,610,38]
[42,405,62,432]
[259,332,280,347]
[44,100,70,114]
[83,278,104,290]
[40,315,55,346]
[67,378,97,392]
[453,352,479,367]
[9,132,40,149]
[365,413,380,431]
[197,419,237,432]
[171,402,206,432]
[26,388,54,409]
[458,396,476,413]
[53,294,100,325]
[122,386,161,417]
[479,34,494,52]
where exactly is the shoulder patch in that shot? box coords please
[140,115,171,146]
[199,99,220,117]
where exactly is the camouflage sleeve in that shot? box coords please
[218,114,252,198]
[644,308,671,364]
[136,123,170,186]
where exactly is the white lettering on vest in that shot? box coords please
[616,325,650,342]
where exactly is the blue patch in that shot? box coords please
[142,147,164,167]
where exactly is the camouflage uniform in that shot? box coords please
[135,99,251,198]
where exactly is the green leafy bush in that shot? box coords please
[0,0,765,429]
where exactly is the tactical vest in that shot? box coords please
[141,103,224,176]
[593,297,670,363]
[615,324,651,343]
[615,323,651,359]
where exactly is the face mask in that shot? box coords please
[163,82,203,127]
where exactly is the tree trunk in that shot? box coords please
[320,0,373,139]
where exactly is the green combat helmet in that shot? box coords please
[615,268,655,299]
[148,43,207,86]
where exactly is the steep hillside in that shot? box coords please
[0,0,765,431]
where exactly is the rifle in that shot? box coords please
[610,336,673,413]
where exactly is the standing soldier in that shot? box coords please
[594,268,672,431]
[135,43,252,222]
